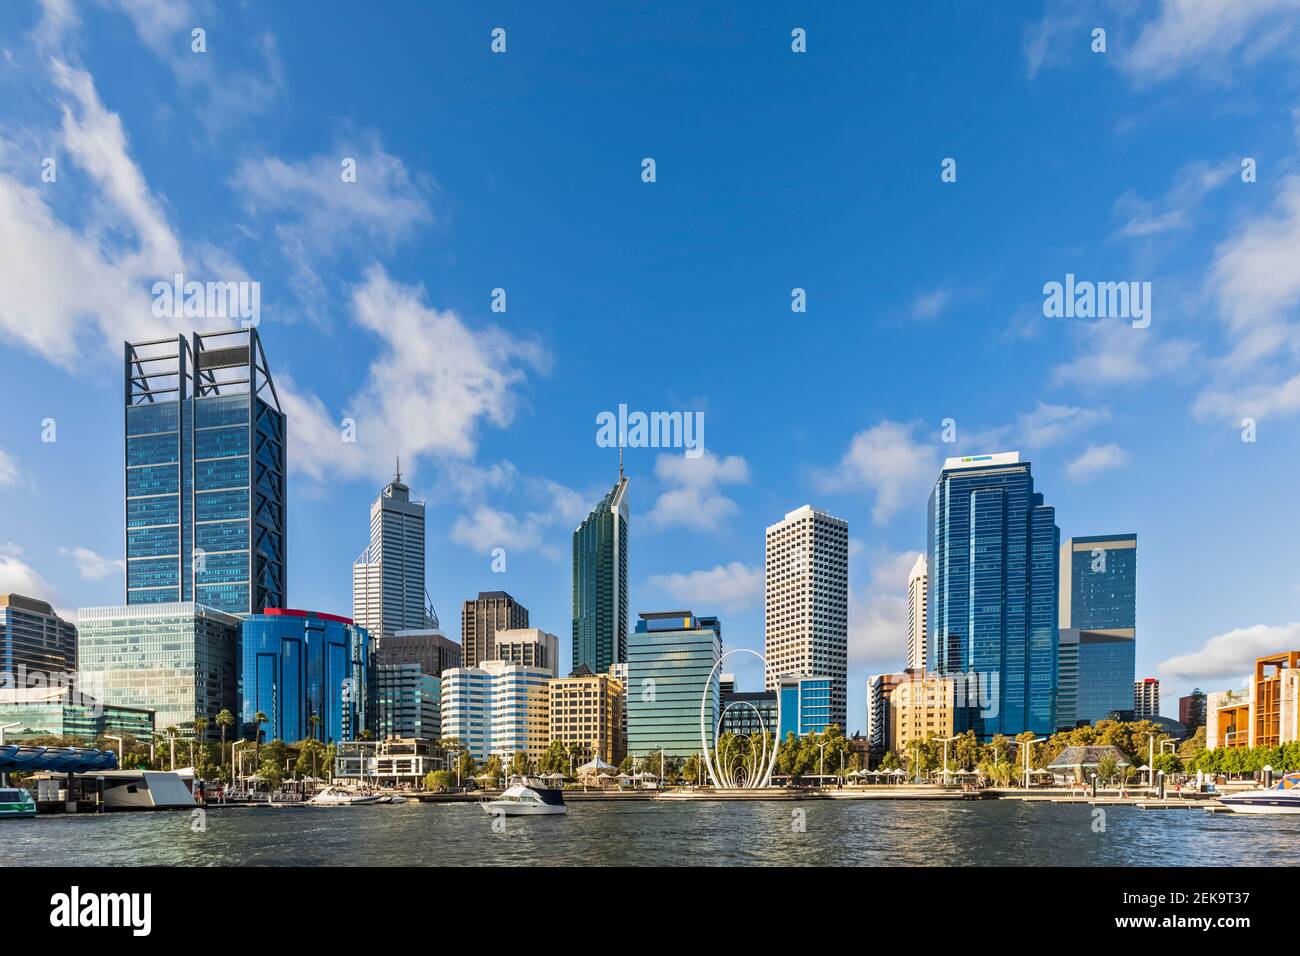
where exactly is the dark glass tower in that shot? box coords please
[124,329,286,615]
[927,453,1059,738]
[1057,534,1137,726]
[572,472,628,675]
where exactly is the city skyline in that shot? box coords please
[6,2,1300,733]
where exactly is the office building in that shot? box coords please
[928,452,1059,738]
[0,594,77,685]
[460,591,528,669]
[1207,652,1300,749]
[627,611,721,759]
[777,675,833,738]
[719,687,777,739]
[573,471,629,675]
[124,329,286,615]
[549,670,625,764]
[907,554,928,672]
[890,674,956,754]
[1057,534,1136,727]
[866,673,906,761]
[764,505,849,730]
[492,627,560,677]
[440,659,550,764]
[77,602,239,739]
[0,685,155,742]
[335,738,443,789]
[239,608,373,744]
[376,627,461,676]
[1179,688,1207,732]
[376,665,440,741]
[353,465,436,642]
[1134,678,1160,719]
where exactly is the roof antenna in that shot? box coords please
[395,454,402,484]
[618,442,624,481]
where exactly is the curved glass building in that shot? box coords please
[238,609,372,744]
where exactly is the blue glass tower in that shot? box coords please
[124,330,286,615]
[238,609,372,743]
[627,611,720,758]
[572,473,628,674]
[927,453,1059,738]
[1057,534,1137,727]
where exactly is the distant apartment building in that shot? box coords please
[890,674,956,754]
[1207,652,1300,749]
[764,505,849,730]
[573,473,629,675]
[1057,534,1136,727]
[549,670,625,765]
[123,329,285,615]
[77,602,239,740]
[1134,678,1160,720]
[353,466,436,642]
[0,594,77,685]
[493,628,560,678]
[867,673,906,760]
[627,611,721,759]
[376,665,440,741]
[906,554,928,672]
[377,628,461,677]
[460,591,529,669]
[1179,688,1207,732]
[440,659,550,765]
[239,609,373,743]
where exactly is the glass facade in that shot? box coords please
[77,602,239,739]
[0,687,155,742]
[440,660,550,764]
[719,690,777,739]
[238,609,372,744]
[572,477,628,675]
[125,331,286,615]
[627,612,721,759]
[928,453,1059,738]
[776,676,833,738]
[1057,534,1137,728]
[0,594,77,684]
[377,664,440,740]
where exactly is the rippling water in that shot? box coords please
[5,800,1295,866]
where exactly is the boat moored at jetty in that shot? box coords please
[1218,772,1300,814]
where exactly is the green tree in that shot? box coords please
[508,751,532,779]
[1096,753,1119,784]
[215,708,235,774]
[483,754,504,784]
[423,770,454,792]
[538,739,569,775]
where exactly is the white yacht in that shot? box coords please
[482,782,567,816]
[307,785,381,806]
[1218,772,1300,814]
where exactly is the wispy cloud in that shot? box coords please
[1159,621,1300,682]
[58,546,125,581]
[1066,443,1129,482]
[815,421,936,525]
[648,562,763,613]
[645,452,749,531]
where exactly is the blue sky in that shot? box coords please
[3,1,1300,732]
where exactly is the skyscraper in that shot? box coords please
[1134,677,1160,719]
[124,329,286,615]
[572,469,629,675]
[377,628,461,676]
[927,452,1059,738]
[353,465,434,642]
[627,611,721,759]
[460,591,528,668]
[907,554,928,673]
[764,505,849,730]
[1057,534,1137,727]
[0,594,77,685]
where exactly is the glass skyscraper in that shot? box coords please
[927,452,1059,738]
[777,675,833,739]
[0,593,77,685]
[1057,534,1137,727]
[572,473,628,675]
[125,329,286,615]
[238,609,373,744]
[353,467,435,642]
[627,611,721,759]
[77,602,240,739]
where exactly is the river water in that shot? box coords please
[6,799,1293,866]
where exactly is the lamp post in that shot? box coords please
[1146,732,1156,788]
[816,737,827,788]
[231,740,250,796]
[0,721,21,786]
[939,735,960,786]
[104,734,124,767]
[1011,737,1046,789]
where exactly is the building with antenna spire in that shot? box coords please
[572,453,629,675]
[353,458,438,643]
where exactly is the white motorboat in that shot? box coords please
[1218,772,1300,814]
[482,782,567,816]
[376,794,408,804]
[307,785,381,806]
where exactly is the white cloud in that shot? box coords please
[645,452,749,531]
[450,506,543,555]
[968,402,1111,451]
[648,562,763,613]
[448,478,589,560]
[1121,0,1300,84]
[1113,160,1235,238]
[1159,622,1300,682]
[58,546,125,581]
[849,548,922,673]
[910,289,950,321]
[1052,322,1196,388]
[0,449,17,487]
[1066,443,1129,482]
[815,421,935,525]
[0,543,56,600]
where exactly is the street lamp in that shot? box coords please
[104,734,124,767]
[1011,737,1047,789]
[231,740,250,796]
[938,735,960,786]
[0,721,21,787]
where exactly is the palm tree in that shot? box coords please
[252,712,268,757]
[216,709,234,774]
[191,717,208,768]
[308,713,322,778]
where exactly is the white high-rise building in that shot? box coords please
[440,659,551,764]
[907,553,928,672]
[353,464,435,643]
[764,505,849,730]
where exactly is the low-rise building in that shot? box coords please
[1206,652,1300,749]
[867,672,906,761]
[334,737,443,789]
[549,670,624,764]
[377,664,440,741]
[0,685,155,742]
[890,674,955,753]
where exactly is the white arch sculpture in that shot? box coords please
[700,648,781,789]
